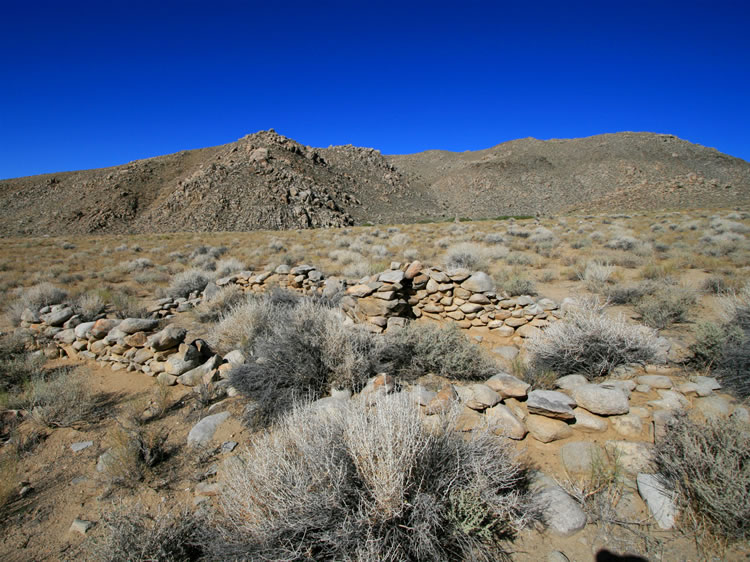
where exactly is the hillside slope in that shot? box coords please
[0,131,747,236]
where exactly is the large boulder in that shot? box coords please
[485,404,527,439]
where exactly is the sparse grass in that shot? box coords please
[652,415,750,546]
[635,285,697,329]
[88,502,203,561]
[194,284,245,323]
[527,298,661,378]
[166,268,212,299]
[25,367,105,428]
[207,395,538,561]
[100,421,169,487]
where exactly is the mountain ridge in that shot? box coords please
[1,130,748,236]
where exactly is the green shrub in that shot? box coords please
[208,396,538,561]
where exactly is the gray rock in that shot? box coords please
[648,389,689,411]
[54,329,77,344]
[527,390,576,420]
[731,405,750,424]
[693,375,721,390]
[148,325,187,351]
[695,395,731,420]
[70,519,94,535]
[70,441,94,452]
[89,318,121,339]
[555,374,588,391]
[546,552,570,562]
[491,345,519,362]
[378,269,405,283]
[637,473,678,530]
[188,412,231,448]
[103,327,128,345]
[96,450,116,473]
[611,414,644,437]
[21,308,41,323]
[203,282,220,301]
[156,372,178,386]
[411,385,437,406]
[223,350,246,366]
[573,384,630,416]
[572,408,608,432]
[74,321,96,339]
[677,382,713,397]
[274,264,291,274]
[44,307,75,327]
[485,404,527,439]
[636,375,673,389]
[460,272,495,293]
[222,441,238,453]
[485,372,530,398]
[177,355,221,386]
[118,317,159,334]
[464,384,501,410]
[560,441,606,474]
[534,474,587,536]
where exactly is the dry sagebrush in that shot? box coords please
[209,395,538,561]
[527,298,661,378]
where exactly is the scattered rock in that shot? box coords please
[70,441,93,452]
[534,474,587,536]
[637,473,678,530]
[527,415,573,443]
[70,519,94,535]
[573,384,630,416]
[485,372,530,398]
[188,412,231,448]
[526,390,577,420]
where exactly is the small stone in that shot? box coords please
[572,408,608,432]
[464,384,501,410]
[378,269,405,283]
[611,414,644,437]
[636,375,673,389]
[485,404,527,439]
[635,384,651,393]
[70,519,94,535]
[526,390,576,420]
[693,375,721,390]
[221,441,238,453]
[534,474,587,536]
[70,441,93,452]
[485,372,529,398]
[527,415,573,443]
[156,372,178,386]
[188,412,231,448]
[555,374,588,391]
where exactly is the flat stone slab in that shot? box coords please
[188,412,231,448]
[573,384,630,416]
[70,441,93,452]
[527,390,576,420]
[637,473,678,530]
[605,440,654,474]
[636,375,673,389]
[527,414,573,443]
[485,372,530,398]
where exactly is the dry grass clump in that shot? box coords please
[442,242,489,271]
[208,395,537,561]
[635,285,697,329]
[166,268,212,298]
[526,298,661,378]
[652,415,750,545]
[495,269,537,296]
[87,502,203,561]
[100,421,169,487]
[194,285,245,323]
[24,367,105,428]
[6,282,69,325]
[215,257,246,278]
[579,260,615,291]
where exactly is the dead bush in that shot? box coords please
[208,396,538,561]
[527,298,660,378]
[635,285,697,329]
[167,268,212,299]
[652,415,750,544]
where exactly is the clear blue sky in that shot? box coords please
[1,0,749,179]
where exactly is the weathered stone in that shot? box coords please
[460,272,495,293]
[411,385,437,406]
[70,441,94,452]
[485,404,527,439]
[124,331,148,348]
[177,355,222,386]
[637,473,678,530]
[527,415,573,443]
[534,474,587,536]
[188,411,231,448]
[555,374,588,391]
[491,345,519,361]
[573,384,630,416]
[611,414,644,437]
[70,519,94,535]
[652,409,676,443]
[527,390,576,420]
[485,372,529,398]
[454,407,484,432]
[148,325,187,351]
[165,344,200,375]
[504,317,528,328]
[74,321,96,339]
[636,375,673,389]
[459,302,484,314]
[118,317,159,334]
[694,395,731,421]
[560,441,606,474]
[648,389,689,411]
[357,297,403,317]
[605,441,653,473]
[677,382,713,397]
[464,384,501,410]
[378,269,405,283]
[90,319,120,339]
[347,284,375,297]
[133,348,154,364]
[693,375,721,390]
[223,350,246,366]
[404,261,423,279]
[517,324,542,338]
[54,329,77,344]
[21,308,41,323]
[572,408,608,432]
[425,385,458,415]
[44,307,75,327]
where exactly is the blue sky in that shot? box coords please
[1,0,749,179]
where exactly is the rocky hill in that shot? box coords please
[0,131,748,236]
